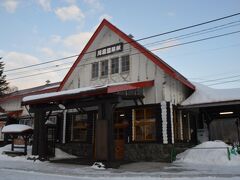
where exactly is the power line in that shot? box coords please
[7,29,240,81]
[5,54,78,73]
[4,12,240,73]
[6,21,240,77]
[7,66,71,81]
[199,74,240,83]
[136,12,240,42]
[208,78,240,86]
[150,30,240,51]
[144,20,240,47]
[6,61,73,76]
[6,20,240,77]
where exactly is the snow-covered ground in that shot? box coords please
[1,141,240,180]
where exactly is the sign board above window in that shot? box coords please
[96,42,123,58]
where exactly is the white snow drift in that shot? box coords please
[176,141,240,166]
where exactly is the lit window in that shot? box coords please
[91,62,99,79]
[132,108,156,141]
[71,114,88,142]
[121,55,130,72]
[101,60,108,77]
[111,57,119,74]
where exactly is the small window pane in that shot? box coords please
[71,114,88,142]
[121,55,130,72]
[101,60,108,77]
[132,108,156,141]
[92,62,99,79]
[111,57,119,74]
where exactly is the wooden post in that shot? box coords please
[38,110,47,160]
[11,136,14,151]
[32,110,39,155]
[106,101,115,162]
[24,135,27,155]
[32,109,47,159]
[95,103,108,160]
[95,101,115,162]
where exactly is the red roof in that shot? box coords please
[23,80,154,105]
[0,82,60,103]
[58,19,195,91]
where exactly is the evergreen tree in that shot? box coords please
[0,61,9,96]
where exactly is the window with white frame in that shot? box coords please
[121,55,130,73]
[91,62,99,79]
[111,57,119,74]
[101,60,108,77]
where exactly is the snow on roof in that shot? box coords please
[23,85,100,103]
[22,81,148,103]
[2,124,33,133]
[181,82,240,106]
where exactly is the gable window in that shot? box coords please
[91,62,99,79]
[121,55,130,73]
[101,60,108,77]
[111,57,119,74]
[132,108,156,141]
[71,114,88,142]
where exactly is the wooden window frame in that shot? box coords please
[121,55,130,73]
[70,114,88,142]
[132,108,156,142]
[111,57,119,74]
[101,60,109,77]
[91,62,99,79]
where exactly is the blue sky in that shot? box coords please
[0,0,240,89]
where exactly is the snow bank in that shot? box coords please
[181,82,240,106]
[53,148,77,160]
[91,162,106,170]
[0,144,33,162]
[176,141,240,166]
[2,124,33,133]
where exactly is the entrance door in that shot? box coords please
[114,111,128,160]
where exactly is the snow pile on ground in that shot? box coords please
[91,162,106,170]
[53,148,77,160]
[176,141,240,166]
[2,124,33,133]
[0,144,33,161]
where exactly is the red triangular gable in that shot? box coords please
[58,19,195,91]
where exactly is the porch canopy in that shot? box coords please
[180,83,240,143]
[180,82,240,116]
[22,80,154,106]
[181,82,240,108]
[22,80,154,161]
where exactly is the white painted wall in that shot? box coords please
[0,98,29,116]
[62,26,190,105]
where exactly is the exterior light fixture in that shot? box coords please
[120,114,125,117]
[219,111,233,115]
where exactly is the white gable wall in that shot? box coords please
[163,74,190,104]
[0,98,30,117]
[61,26,190,105]
[1,98,22,112]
